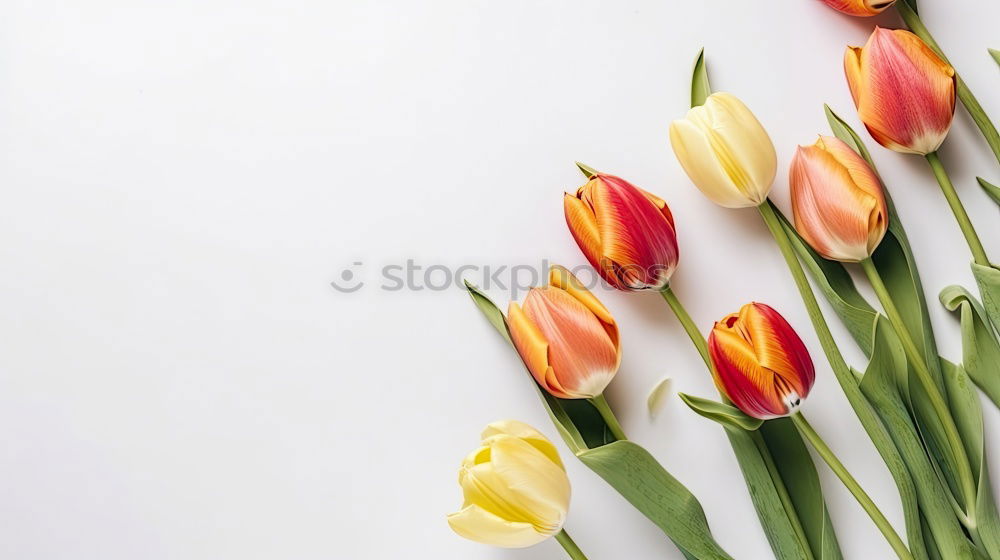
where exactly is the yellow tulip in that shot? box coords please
[669,92,777,208]
[447,420,571,548]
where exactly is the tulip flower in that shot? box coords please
[790,135,888,262]
[844,27,955,156]
[708,303,912,558]
[669,92,777,208]
[508,265,621,400]
[818,0,894,16]
[447,420,572,549]
[708,302,815,420]
[564,171,678,291]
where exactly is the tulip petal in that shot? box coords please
[670,93,776,208]
[708,303,815,420]
[584,175,678,289]
[791,143,882,261]
[564,193,605,278]
[701,93,777,204]
[507,301,553,391]
[447,505,547,548]
[481,420,564,470]
[522,288,619,398]
[848,28,955,155]
[488,436,571,525]
[742,304,815,396]
[820,0,894,17]
[548,265,619,349]
[670,118,752,208]
[709,326,789,419]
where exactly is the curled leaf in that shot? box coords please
[679,393,763,431]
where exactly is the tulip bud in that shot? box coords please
[508,265,621,399]
[844,27,956,155]
[818,0,894,16]
[708,303,815,420]
[669,92,777,208]
[790,135,889,262]
[564,172,679,291]
[447,420,571,548]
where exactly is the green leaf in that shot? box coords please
[690,48,711,108]
[575,161,598,179]
[679,393,763,431]
[859,319,975,559]
[941,360,1000,557]
[940,285,1000,408]
[759,419,843,560]
[463,280,511,344]
[978,177,1000,207]
[990,49,1000,69]
[972,263,1000,337]
[464,282,732,558]
[579,441,733,560]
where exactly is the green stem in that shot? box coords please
[859,258,979,520]
[926,152,990,266]
[554,529,589,560]
[588,394,627,441]
[659,285,711,368]
[757,202,853,379]
[661,284,816,560]
[896,2,1000,166]
[791,413,913,560]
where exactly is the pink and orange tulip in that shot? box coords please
[564,172,679,291]
[790,135,889,262]
[845,27,956,155]
[708,303,815,420]
[818,0,894,17]
[508,265,621,399]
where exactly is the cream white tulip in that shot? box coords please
[669,92,777,208]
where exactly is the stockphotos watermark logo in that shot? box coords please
[329,259,671,299]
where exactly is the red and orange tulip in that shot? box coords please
[508,265,621,399]
[790,135,888,262]
[564,172,679,291]
[818,0,894,16]
[708,303,815,420]
[845,27,956,155]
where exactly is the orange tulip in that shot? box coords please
[819,0,894,16]
[564,172,679,291]
[508,265,621,399]
[790,135,888,262]
[845,27,956,155]
[708,303,815,420]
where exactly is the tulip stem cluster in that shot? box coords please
[554,529,589,560]
[925,152,991,267]
[859,257,979,523]
[790,412,913,560]
[588,394,627,442]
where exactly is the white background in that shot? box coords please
[1,1,999,558]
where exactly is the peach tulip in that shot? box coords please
[790,136,888,262]
[508,266,621,399]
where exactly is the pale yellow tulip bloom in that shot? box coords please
[447,420,570,548]
[669,92,777,208]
